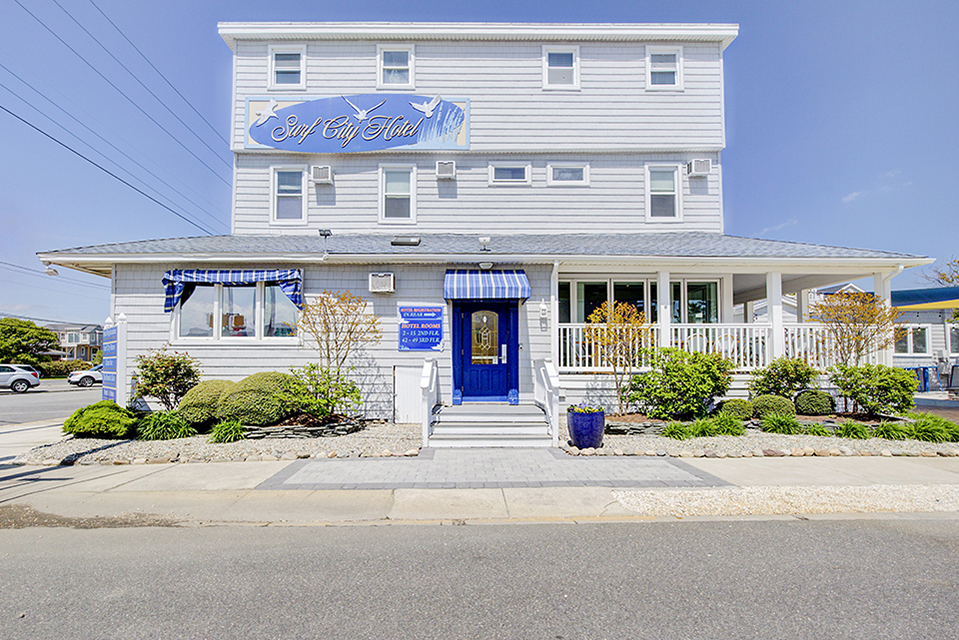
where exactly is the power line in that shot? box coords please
[87,0,228,145]
[0,262,111,291]
[1,276,111,300]
[12,0,231,187]
[0,61,228,232]
[0,313,103,326]
[49,0,231,169]
[0,102,216,235]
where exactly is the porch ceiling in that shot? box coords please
[733,273,872,305]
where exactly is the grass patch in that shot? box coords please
[208,419,247,444]
[905,412,954,443]
[660,422,692,440]
[711,412,746,436]
[837,421,871,440]
[136,412,197,441]
[803,424,832,437]
[873,421,909,441]
[760,412,802,435]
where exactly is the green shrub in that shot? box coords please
[719,398,753,420]
[209,419,247,444]
[287,364,361,418]
[804,423,833,437]
[137,412,197,440]
[711,412,746,436]
[873,421,909,441]
[628,348,733,420]
[660,422,692,440]
[837,421,871,440]
[795,389,836,416]
[62,400,137,439]
[749,357,820,399]
[829,364,917,416]
[134,349,202,411]
[752,394,796,419]
[215,371,302,426]
[905,412,954,443]
[689,418,717,438]
[761,412,802,435]
[177,380,236,428]
[38,360,90,378]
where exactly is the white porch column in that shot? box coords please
[874,272,893,366]
[797,288,810,323]
[721,274,734,323]
[744,301,755,324]
[550,261,559,364]
[657,270,671,348]
[767,271,785,359]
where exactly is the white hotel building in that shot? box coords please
[40,23,929,447]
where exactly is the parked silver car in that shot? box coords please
[68,364,103,387]
[0,364,41,393]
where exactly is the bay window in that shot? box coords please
[176,283,298,341]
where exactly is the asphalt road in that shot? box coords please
[1,518,957,639]
[0,379,102,425]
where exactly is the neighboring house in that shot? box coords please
[732,283,866,323]
[890,287,959,373]
[45,323,103,362]
[38,22,931,445]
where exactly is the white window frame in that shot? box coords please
[547,163,589,186]
[268,45,306,91]
[542,45,580,90]
[645,164,682,222]
[378,163,417,224]
[895,324,932,356]
[488,162,532,186]
[558,278,722,324]
[172,282,300,344]
[949,324,959,355]
[377,44,415,90]
[271,166,308,226]
[646,45,683,91]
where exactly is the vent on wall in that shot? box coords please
[311,165,333,184]
[436,160,456,180]
[369,272,395,294]
[686,159,711,177]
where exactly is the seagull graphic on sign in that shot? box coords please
[342,96,386,121]
[410,95,442,118]
[254,98,280,126]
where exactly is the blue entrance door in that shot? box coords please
[453,301,518,404]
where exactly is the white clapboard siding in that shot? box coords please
[113,263,553,419]
[232,153,722,235]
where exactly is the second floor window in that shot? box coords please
[273,168,306,223]
[647,46,682,90]
[380,165,416,223]
[378,45,414,89]
[269,46,305,90]
[543,46,579,89]
[647,166,680,220]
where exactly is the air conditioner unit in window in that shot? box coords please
[686,159,711,177]
[435,161,456,180]
[369,272,395,294]
[311,165,333,184]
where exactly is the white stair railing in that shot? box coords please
[420,358,440,448]
[534,358,563,447]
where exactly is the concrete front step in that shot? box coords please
[428,434,553,448]
[431,423,549,436]
[428,403,552,448]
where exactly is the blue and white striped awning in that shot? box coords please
[443,270,531,300]
[162,269,303,312]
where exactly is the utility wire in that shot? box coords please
[49,0,231,168]
[0,262,111,291]
[12,0,231,187]
[1,277,111,301]
[87,0,228,145]
[0,102,215,235]
[0,62,228,231]
[0,313,102,325]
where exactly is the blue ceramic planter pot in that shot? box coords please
[567,410,605,449]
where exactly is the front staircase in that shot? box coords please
[427,403,553,448]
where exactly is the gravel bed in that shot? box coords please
[613,484,959,517]
[15,421,421,465]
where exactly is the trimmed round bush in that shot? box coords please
[177,380,237,428]
[137,412,197,441]
[752,394,796,419]
[63,400,137,439]
[39,360,91,378]
[719,398,753,420]
[215,371,301,427]
[795,389,836,416]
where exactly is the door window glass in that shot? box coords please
[558,282,571,324]
[613,282,646,317]
[471,311,499,365]
[687,282,719,323]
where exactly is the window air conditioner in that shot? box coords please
[311,165,333,184]
[368,272,395,294]
[686,159,711,177]
[436,160,456,180]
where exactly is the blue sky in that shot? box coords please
[0,0,956,324]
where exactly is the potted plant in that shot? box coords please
[567,402,605,449]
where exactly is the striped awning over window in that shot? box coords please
[443,269,531,301]
[162,269,303,313]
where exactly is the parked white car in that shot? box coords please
[0,364,41,393]
[68,365,103,387]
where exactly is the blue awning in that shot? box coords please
[162,269,303,312]
[443,270,531,300]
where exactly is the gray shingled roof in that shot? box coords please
[40,232,922,260]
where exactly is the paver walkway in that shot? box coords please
[258,448,728,490]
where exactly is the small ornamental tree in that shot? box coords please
[297,290,382,374]
[585,301,652,415]
[809,291,903,366]
[0,318,59,366]
[133,348,201,411]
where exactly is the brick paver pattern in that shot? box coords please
[258,448,728,490]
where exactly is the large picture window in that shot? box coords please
[176,283,298,341]
[559,279,720,324]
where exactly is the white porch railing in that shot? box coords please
[782,323,880,368]
[558,323,659,372]
[533,358,562,447]
[670,324,770,370]
[420,358,440,448]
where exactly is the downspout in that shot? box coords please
[883,264,905,287]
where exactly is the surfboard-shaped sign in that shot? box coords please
[247,94,469,153]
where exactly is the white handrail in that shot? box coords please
[420,358,440,448]
[534,358,562,447]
